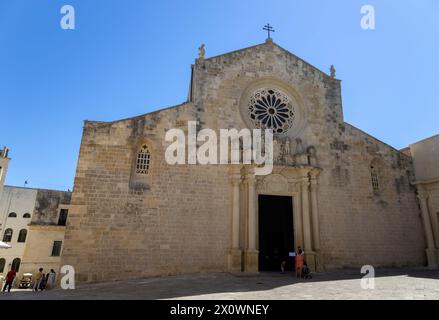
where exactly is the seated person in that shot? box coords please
[303,262,312,279]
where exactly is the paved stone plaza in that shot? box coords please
[1,268,439,300]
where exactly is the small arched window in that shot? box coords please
[11,258,20,272]
[135,144,151,175]
[2,229,13,242]
[23,213,31,218]
[370,165,380,192]
[0,258,5,273]
[17,229,27,243]
[8,212,17,218]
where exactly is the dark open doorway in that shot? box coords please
[258,195,294,271]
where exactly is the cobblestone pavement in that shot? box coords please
[1,268,439,300]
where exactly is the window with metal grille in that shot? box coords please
[371,166,379,192]
[136,145,151,174]
[51,241,63,257]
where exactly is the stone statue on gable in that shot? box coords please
[198,44,205,60]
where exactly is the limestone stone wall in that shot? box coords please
[410,134,439,181]
[32,189,71,225]
[318,124,425,268]
[409,134,439,265]
[62,106,231,282]
[20,225,65,278]
[62,40,426,282]
[425,187,439,249]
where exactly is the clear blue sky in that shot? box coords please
[1,0,438,190]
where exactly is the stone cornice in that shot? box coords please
[275,165,322,177]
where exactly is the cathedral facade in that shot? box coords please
[61,39,427,282]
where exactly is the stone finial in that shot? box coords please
[198,43,205,60]
[330,65,336,79]
[1,146,9,158]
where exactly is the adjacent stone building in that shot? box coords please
[61,39,428,283]
[19,189,71,277]
[0,148,71,281]
[408,135,439,267]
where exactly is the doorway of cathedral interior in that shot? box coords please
[258,195,294,271]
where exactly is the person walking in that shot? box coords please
[46,269,56,289]
[33,268,44,291]
[2,268,17,292]
[39,273,48,291]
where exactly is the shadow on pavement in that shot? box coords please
[0,267,438,300]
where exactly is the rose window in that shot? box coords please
[248,88,295,134]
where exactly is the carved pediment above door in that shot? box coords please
[257,173,289,194]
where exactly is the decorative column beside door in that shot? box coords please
[310,169,323,271]
[228,165,242,272]
[244,167,259,273]
[300,175,316,271]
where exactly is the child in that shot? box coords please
[280,261,286,274]
[303,262,312,279]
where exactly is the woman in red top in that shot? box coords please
[2,268,16,292]
[295,247,304,278]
